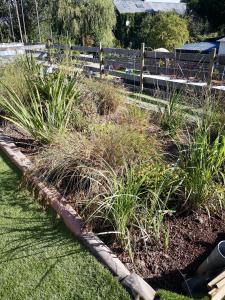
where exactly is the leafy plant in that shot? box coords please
[92,123,158,169]
[140,11,189,51]
[159,93,186,135]
[82,79,125,115]
[81,159,181,248]
[0,71,80,143]
[180,123,225,209]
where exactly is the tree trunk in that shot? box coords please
[20,0,27,43]
[14,0,24,43]
[8,0,16,42]
[34,0,41,42]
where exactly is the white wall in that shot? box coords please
[218,42,225,56]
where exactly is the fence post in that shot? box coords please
[207,48,216,87]
[46,39,52,63]
[140,42,145,93]
[99,42,103,79]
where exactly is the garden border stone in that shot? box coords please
[0,134,156,300]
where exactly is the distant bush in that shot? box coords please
[140,12,189,51]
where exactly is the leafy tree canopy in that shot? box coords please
[0,0,116,46]
[140,12,189,51]
[55,0,116,46]
[187,0,225,32]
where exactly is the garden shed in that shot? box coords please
[176,41,220,54]
[218,37,225,56]
[217,37,225,65]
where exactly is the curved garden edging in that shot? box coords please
[0,134,156,300]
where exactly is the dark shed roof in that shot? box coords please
[177,41,220,53]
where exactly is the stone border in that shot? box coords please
[0,134,155,300]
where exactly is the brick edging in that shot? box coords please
[0,134,156,300]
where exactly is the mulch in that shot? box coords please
[1,123,225,295]
[114,209,225,293]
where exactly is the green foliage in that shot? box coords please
[0,0,10,42]
[54,0,116,46]
[80,0,116,46]
[159,93,186,136]
[187,0,225,33]
[180,121,225,209]
[140,12,189,51]
[114,13,145,48]
[187,16,217,43]
[0,0,51,42]
[1,0,116,46]
[80,159,180,247]
[156,289,209,300]
[55,0,81,40]
[0,68,80,143]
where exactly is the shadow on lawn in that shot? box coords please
[0,168,84,288]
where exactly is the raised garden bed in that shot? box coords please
[0,58,224,299]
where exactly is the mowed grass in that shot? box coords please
[156,290,209,300]
[0,156,130,300]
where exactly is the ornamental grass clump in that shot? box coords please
[34,127,181,248]
[82,160,181,247]
[159,93,186,136]
[81,79,125,115]
[179,120,225,209]
[91,123,159,169]
[0,70,80,143]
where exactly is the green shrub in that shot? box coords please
[180,124,225,209]
[134,162,181,239]
[91,123,159,169]
[82,79,125,115]
[159,93,186,136]
[82,159,181,247]
[0,71,80,143]
[117,104,150,131]
[34,124,178,247]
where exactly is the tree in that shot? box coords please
[0,0,10,42]
[53,0,116,46]
[140,12,189,51]
[79,0,116,46]
[0,0,116,45]
[187,0,225,33]
[55,0,81,40]
[0,0,51,42]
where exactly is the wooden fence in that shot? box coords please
[28,43,225,94]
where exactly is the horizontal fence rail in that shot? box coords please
[25,42,225,95]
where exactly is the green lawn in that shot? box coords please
[157,290,209,300]
[0,155,130,300]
